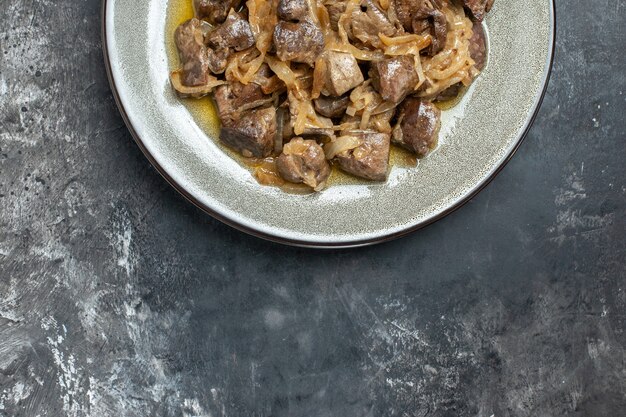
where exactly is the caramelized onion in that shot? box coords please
[266,56,298,89]
[170,70,225,98]
[172,0,489,191]
[324,135,362,159]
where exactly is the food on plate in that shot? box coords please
[170,0,493,191]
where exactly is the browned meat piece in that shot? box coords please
[174,19,211,87]
[392,0,418,31]
[220,107,277,158]
[314,95,350,118]
[469,22,487,70]
[412,7,447,56]
[462,0,495,22]
[350,0,396,48]
[392,98,440,156]
[393,0,447,55]
[206,11,255,51]
[194,0,242,25]
[214,82,273,124]
[322,51,364,96]
[392,0,447,55]
[277,0,309,21]
[277,138,331,189]
[274,0,325,66]
[369,56,419,103]
[205,10,256,74]
[335,132,390,181]
[273,20,325,66]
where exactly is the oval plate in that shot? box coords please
[102,0,555,248]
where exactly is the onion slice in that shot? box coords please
[324,135,363,159]
[170,70,225,98]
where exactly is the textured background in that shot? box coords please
[1,1,625,416]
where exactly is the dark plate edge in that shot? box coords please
[100,0,556,249]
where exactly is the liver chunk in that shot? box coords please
[392,0,447,55]
[412,7,447,56]
[273,0,324,66]
[370,56,419,103]
[194,0,242,25]
[220,107,277,158]
[392,98,440,156]
[462,0,495,22]
[469,22,487,70]
[323,51,364,96]
[174,18,211,87]
[206,11,255,51]
[205,11,256,74]
[334,132,390,181]
[350,0,396,48]
[277,0,309,21]
[277,138,331,189]
[273,20,325,66]
[213,82,270,124]
[314,95,350,118]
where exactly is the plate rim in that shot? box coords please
[101,0,556,249]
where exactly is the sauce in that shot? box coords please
[390,145,418,167]
[167,0,194,29]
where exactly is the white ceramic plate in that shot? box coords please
[102,0,555,248]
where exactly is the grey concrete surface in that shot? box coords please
[1,0,625,416]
